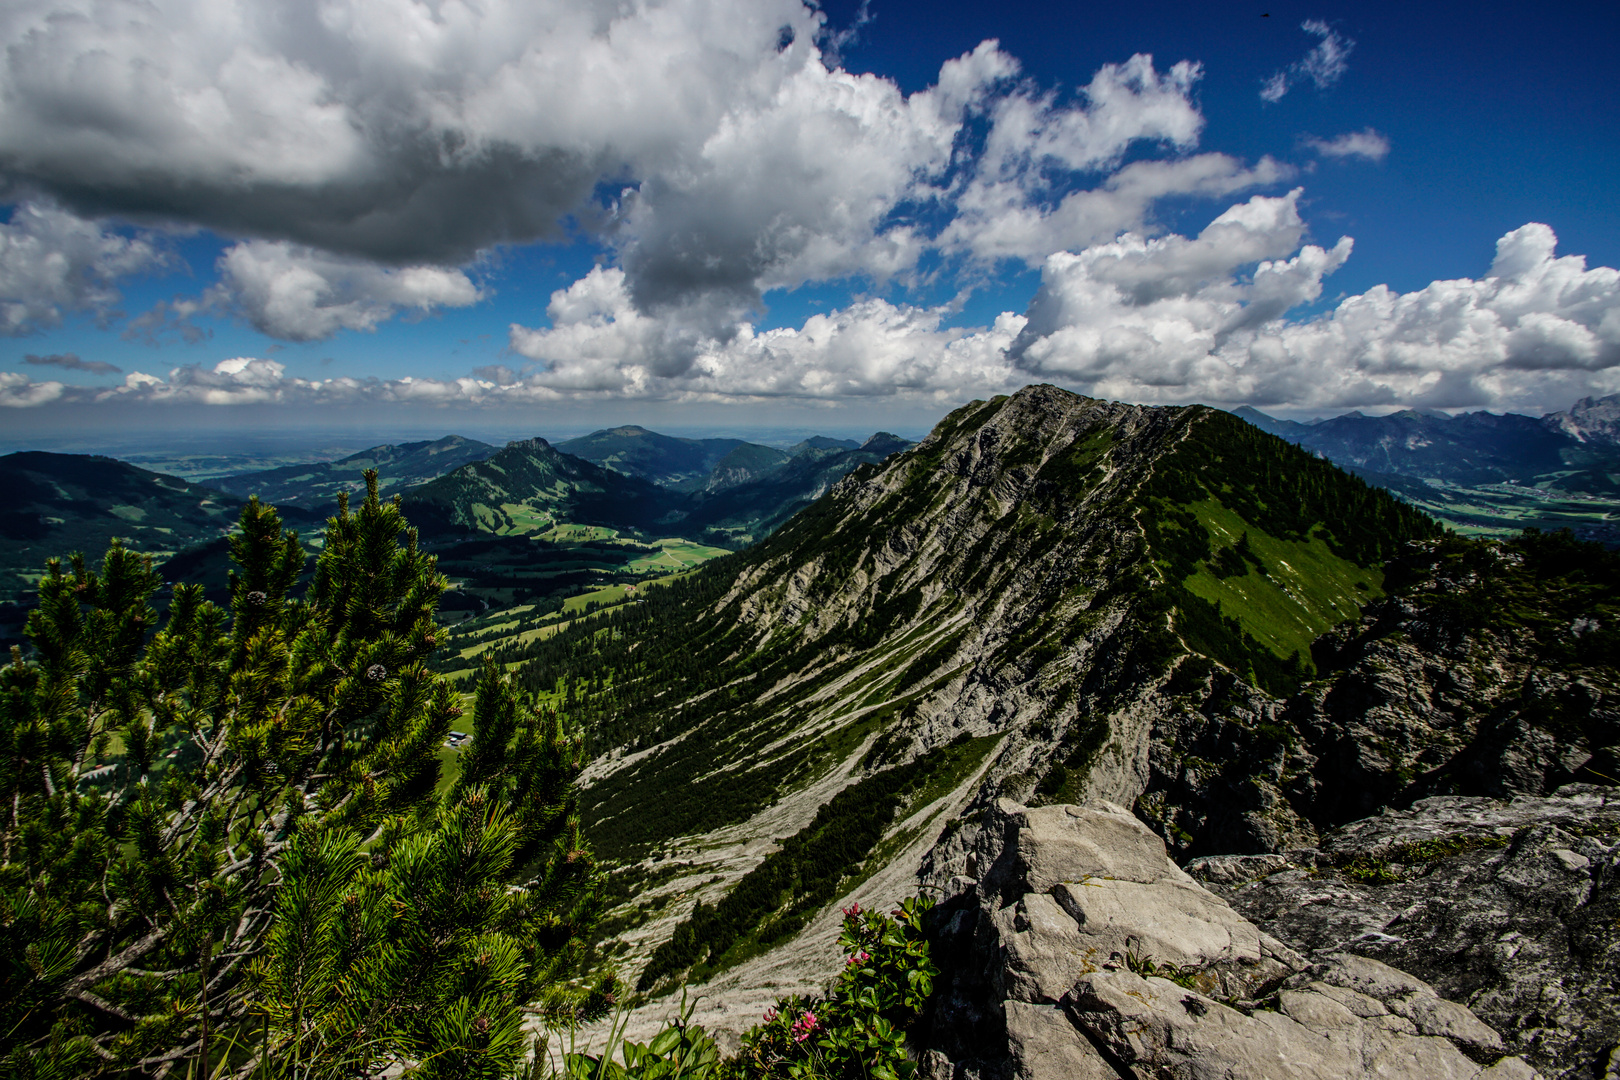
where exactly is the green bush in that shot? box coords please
[731,899,935,1080]
[568,900,936,1080]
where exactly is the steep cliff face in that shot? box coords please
[1127,528,1619,860]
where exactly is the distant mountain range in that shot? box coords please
[0,424,914,631]
[1233,393,1620,489]
[402,437,673,535]
[213,425,903,513]
[554,426,759,491]
[1231,393,1620,544]
[211,435,499,507]
[672,431,913,540]
[402,429,915,544]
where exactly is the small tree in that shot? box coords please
[0,472,602,1077]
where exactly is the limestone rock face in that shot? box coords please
[1190,786,1620,1080]
[922,799,1539,1080]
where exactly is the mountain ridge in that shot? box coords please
[211,434,497,507]
[498,385,1613,1077]
[485,386,1441,988]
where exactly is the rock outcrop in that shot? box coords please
[921,799,1542,1080]
[1189,785,1620,1080]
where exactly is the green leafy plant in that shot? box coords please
[1124,949,1199,991]
[559,995,723,1080]
[729,898,937,1080]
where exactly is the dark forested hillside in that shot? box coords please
[0,452,243,602]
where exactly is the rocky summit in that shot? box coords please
[1194,785,1620,1078]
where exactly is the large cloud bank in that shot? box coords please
[0,0,1261,352]
[1,0,1618,416]
[11,207,1616,415]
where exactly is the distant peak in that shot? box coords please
[791,435,861,454]
[861,431,910,453]
[505,437,552,451]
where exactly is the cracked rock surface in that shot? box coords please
[1190,785,1620,1080]
[920,799,1537,1080]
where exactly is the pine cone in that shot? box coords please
[365,664,388,682]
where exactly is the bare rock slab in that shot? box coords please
[924,799,1539,1080]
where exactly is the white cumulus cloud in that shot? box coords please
[510,265,1022,399]
[5,213,1617,415]
[0,202,168,334]
[213,241,484,341]
[1009,215,1620,412]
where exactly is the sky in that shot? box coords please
[1,0,1618,443]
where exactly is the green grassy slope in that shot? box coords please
[403,438,679,536]
[1139,407,1441,693]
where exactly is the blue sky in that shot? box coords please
[2,0,1617,441]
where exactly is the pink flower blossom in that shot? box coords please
[764,1008,778,1023]
[840,903,862,917]
[791,1011,819,1043]
[846,950,871,967]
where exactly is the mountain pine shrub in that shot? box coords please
[0,472,605,1077]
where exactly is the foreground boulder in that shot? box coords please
[1190,785,1620,1080]
[921,800,1540,1080]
